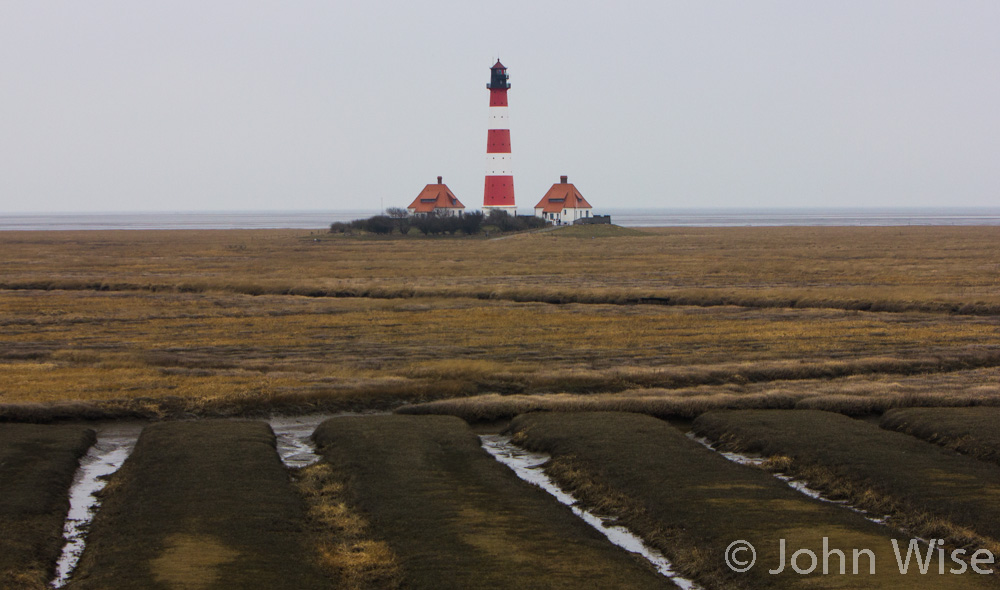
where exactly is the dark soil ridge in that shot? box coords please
[0,395,408,425]
[3,279,999,316]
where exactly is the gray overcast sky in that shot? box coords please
[2,1,998,213]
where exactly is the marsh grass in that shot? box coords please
[880,408,1000,466]
[3,227,999,313]
[2,227,1000,418]
[0,425,95,590]
[1,286,998,419]
[311,415,666,589]
[510,412,987,589]
[401,366,1000,421]
[692,410,1000,562]
[65,421,327,590]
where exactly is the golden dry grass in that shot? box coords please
[293,462,401,590]
[401,366,1000,421]
[1,227,999,417]
[2,226,999,310]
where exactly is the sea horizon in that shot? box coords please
[2,206,1000,231]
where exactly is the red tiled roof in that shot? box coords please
[406,183,465,213]
[534,182,592,213]
[492,59,505,70]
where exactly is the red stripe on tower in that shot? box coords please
[483,60,515,215]
[487,129,510,152]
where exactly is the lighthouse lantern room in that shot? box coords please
[483,60,516,216]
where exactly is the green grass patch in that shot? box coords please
[693,409,1000,559]
[545,224,647,238]
[511,411,985,589]
[881,407,1000,466]
[66,421,325,590]
[311,414,666,589]
[0,424,95,590]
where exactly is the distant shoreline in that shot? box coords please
[2,207,1000,231]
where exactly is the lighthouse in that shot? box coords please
[483,60,516,216]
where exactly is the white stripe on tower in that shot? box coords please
[487,107,509,129]
[485,154,512,176]
[483,59,515,215]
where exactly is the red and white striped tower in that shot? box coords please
[483,60,516,215]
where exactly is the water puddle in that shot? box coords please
[50,423,144,588]
[269,415,327,468]
[687,433,888,525]
[268,411,389,468]
[481,435,702,590]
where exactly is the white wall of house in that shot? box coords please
[534,207,593,225]
[408,207,464,217]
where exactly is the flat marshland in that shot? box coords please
[1,225,999,418]
[5,226,1000,587]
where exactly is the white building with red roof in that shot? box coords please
[406,176,466,217]
[533,176,593,225]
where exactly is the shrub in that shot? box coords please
[364,215,395,235]
[486,210,547,232]
[459,211,484,235]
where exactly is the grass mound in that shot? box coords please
[693,409,1000,559]
[65,421,326,590]
[312,414,666,589]
[0,424,95,590]
[881,407,1000,465]
[511,412,985,590]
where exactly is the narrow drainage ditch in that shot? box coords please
[50,423,144,589]
[480,434,703,590]
[51,412,368,587]
[687,433,889,526]
[269,414,331,468]
[268,411,389,468]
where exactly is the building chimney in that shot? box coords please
[437,176,443,184]
[560,175,568,183]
